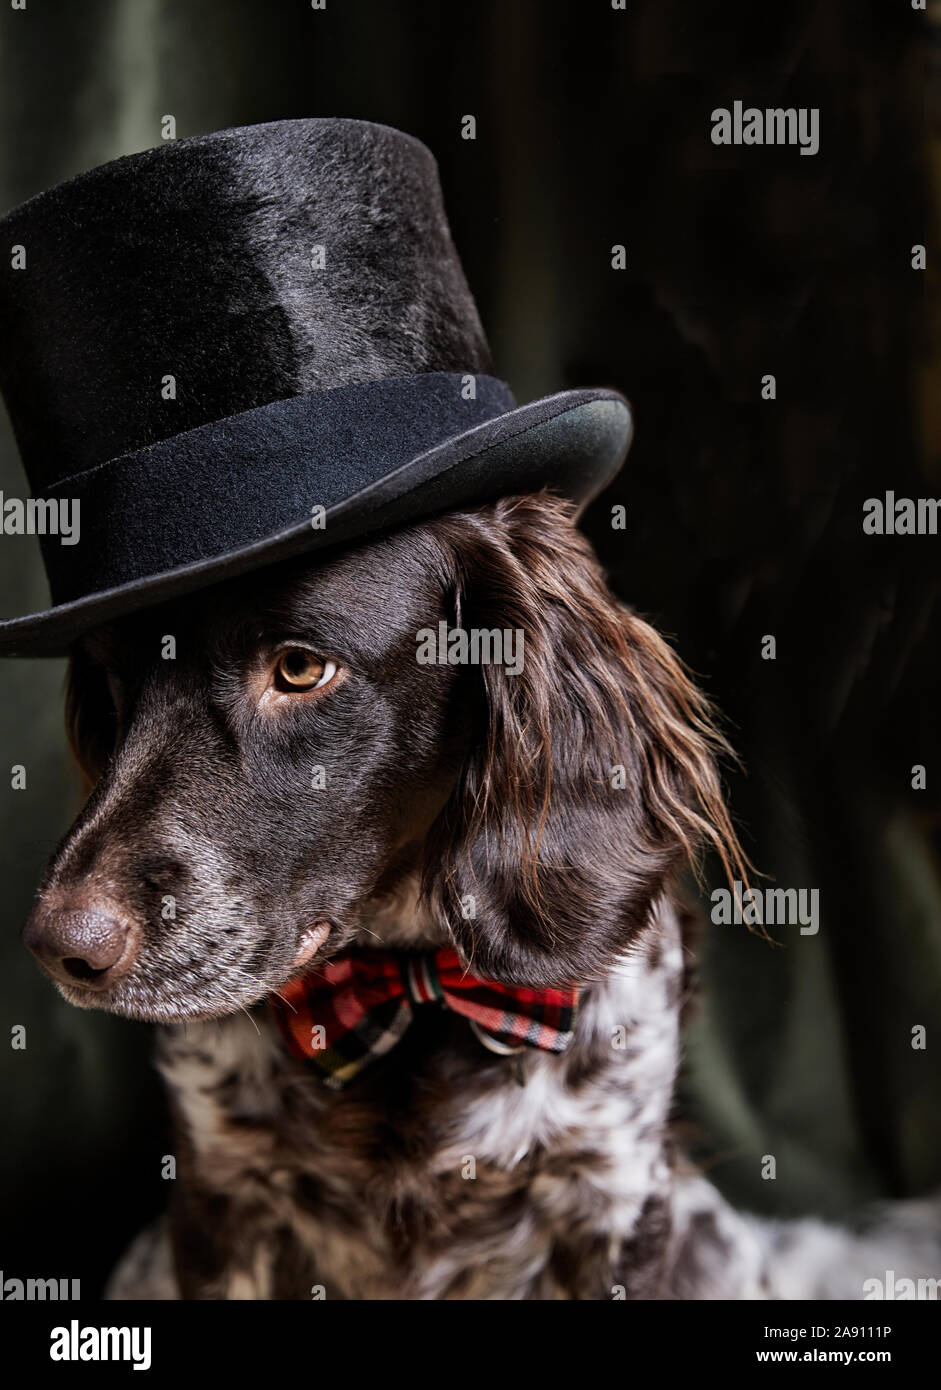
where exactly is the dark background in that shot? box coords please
[0,0,938,1297]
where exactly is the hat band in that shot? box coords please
[38,372,516,605]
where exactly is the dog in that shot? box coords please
[22,491,941,1300]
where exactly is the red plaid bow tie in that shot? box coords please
[271,947,579,1089]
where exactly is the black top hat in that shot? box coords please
[0,117,631,656]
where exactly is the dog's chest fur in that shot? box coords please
[156,902,685,1300]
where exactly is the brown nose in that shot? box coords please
[23,907,133,988]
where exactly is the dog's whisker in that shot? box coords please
[267,987,298,1015]
[234,1002,261,1034]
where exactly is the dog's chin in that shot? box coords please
[51,978,269,1025]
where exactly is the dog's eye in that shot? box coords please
[274,650,337,693]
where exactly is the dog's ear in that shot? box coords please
[65,646,116,789]
[422,492,745,987]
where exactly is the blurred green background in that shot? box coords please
[0,0,938,1295]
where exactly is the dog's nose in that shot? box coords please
[23,907,133,987]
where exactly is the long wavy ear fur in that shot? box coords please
[422,492,747,987]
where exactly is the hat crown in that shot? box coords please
[0,118,492,494]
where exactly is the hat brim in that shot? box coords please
[0,389,631,657]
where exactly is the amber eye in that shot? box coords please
[273,650,337,693]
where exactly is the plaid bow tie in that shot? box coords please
[270,947,579,1089]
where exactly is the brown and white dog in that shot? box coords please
[22,493,941,1299]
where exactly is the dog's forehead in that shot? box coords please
[81,524,445,664]
[286,529,437,603]
[255,528,442,620]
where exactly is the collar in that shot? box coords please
[270,946,579,1089]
